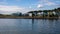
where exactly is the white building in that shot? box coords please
[28,13,32,16]
[37,12,44,16]
[52,11,56,15]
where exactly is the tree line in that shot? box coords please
[0,7,60,17]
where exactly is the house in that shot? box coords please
[28,13,32,16]
[28,10,44,17]
[52,11,56,15]
[37,12,44,16]
[28,11,37,17]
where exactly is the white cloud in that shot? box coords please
[45,2,56,6]
[38,0,57,6]
[0,5,24,14]
[37,4,43,8]
[0,5,34,14]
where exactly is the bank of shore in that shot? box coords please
[0,16,59,19]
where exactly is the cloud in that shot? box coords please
[0,5,24,14]
[0,5,33,14]
[29,6,32,8]
[32,0,56,8]
[37,4,43,8]
[38,0,57,6]
[45,2,56,6]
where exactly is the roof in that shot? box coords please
[28,11,57,13]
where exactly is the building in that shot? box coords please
[27,10,59,17]
[37,12,44,16]
[28,13,32,16]
[28,11,37,17]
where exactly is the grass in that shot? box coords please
[0,15,59,19]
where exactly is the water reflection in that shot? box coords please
[0,19,60,34]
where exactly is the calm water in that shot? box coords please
[0,19,60,34]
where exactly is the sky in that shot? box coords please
[0,0,60,14]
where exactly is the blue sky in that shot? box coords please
[0,0,60,14]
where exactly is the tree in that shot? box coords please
[0,14,3,16]
[19,13,22,16]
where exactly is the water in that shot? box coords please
[0,19,60,34]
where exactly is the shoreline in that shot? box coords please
[0,16,59,19]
